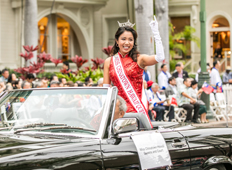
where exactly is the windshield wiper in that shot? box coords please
[14,126,96,134]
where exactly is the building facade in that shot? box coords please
[169,0,232,72]
[0,0,231,73]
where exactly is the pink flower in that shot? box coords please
[20,52,34,61]
[71,55,88,70]
[91,58,105,70]
[60,68,71,74]
[14,67,26,75]
[23,45,39,52]
[30,61,45,70]
[102,46,113,57]
[50,57,63,67]
[37,52,51,62]
[84,67,91,71]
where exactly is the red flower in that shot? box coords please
[84,67,91,71]
[71,55,88,70]
[23,45,39,53]
[91,58,105,70]
[14,67,27,75]
[37,52,51,62]
[30,61,45,71]
[50,57,63,67]
[60,68,71,74]
[102,46,113,57]
[23,66,41,74]
[20,52,34,61]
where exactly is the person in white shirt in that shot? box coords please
[210,60,222,92]
[147,83,174,121]
[158,64,171,90]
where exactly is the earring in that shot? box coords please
[116,44,119,47]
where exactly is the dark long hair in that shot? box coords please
[7,73,15,83]
[110,26,139,62]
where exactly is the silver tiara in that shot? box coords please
[117,20,135,28]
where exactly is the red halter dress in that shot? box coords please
[109,53,144,113]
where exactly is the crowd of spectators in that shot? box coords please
[143,61,220,124]
[0,62,105,95]
[0,59,230,124]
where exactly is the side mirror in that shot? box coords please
[112,118,138,135]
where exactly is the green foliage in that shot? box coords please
[56,68,103,83]
[169,23,200,58]
[56,72,78,83]
[170,60,177,72]
[189,74,196,79]
[37,72,55,79]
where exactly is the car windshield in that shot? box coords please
[0,88,108,135]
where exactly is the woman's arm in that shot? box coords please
[138,54,158,68]
[197,88,203,95]
[103,57,111,85]
[138,16,164,67]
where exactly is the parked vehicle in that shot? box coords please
[0,87,231,170]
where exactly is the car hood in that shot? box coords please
[0,131,101,169]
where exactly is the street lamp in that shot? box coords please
[198,0,214,119]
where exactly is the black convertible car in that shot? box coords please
[0,87,231,170]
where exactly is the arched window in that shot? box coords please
[212,17,229,28]
[210,16,230,70]
[38,15,80,61]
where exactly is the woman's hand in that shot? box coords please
[198,88,204,94]
[138,16,164,67]
[149,16,160,39]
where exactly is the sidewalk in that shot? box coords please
[191,119,232,128]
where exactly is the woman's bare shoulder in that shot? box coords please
[104,57,112,67]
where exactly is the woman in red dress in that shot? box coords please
[103,18,164,120]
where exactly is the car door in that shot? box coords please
[179,128,232,170]
[101,130,190,170]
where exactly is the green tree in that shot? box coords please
[169,23,200,59]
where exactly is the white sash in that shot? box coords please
[112,54,153,128]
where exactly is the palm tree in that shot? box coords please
[134,0,156,81]
[24,0,38,66]
[170,23,200,59]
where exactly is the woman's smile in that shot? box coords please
[117,31,134,56]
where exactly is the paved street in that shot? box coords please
[192,119,232,128]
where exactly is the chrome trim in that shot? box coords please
[112,118,138,134]
[8,86,110,92]
[107,87,118,139]
[14,131,100,139]
[202,155,232,168]
[99,86,118,139]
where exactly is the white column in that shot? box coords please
[155,0,169,71]
[134,0,156,81]
[24,0,38,66]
